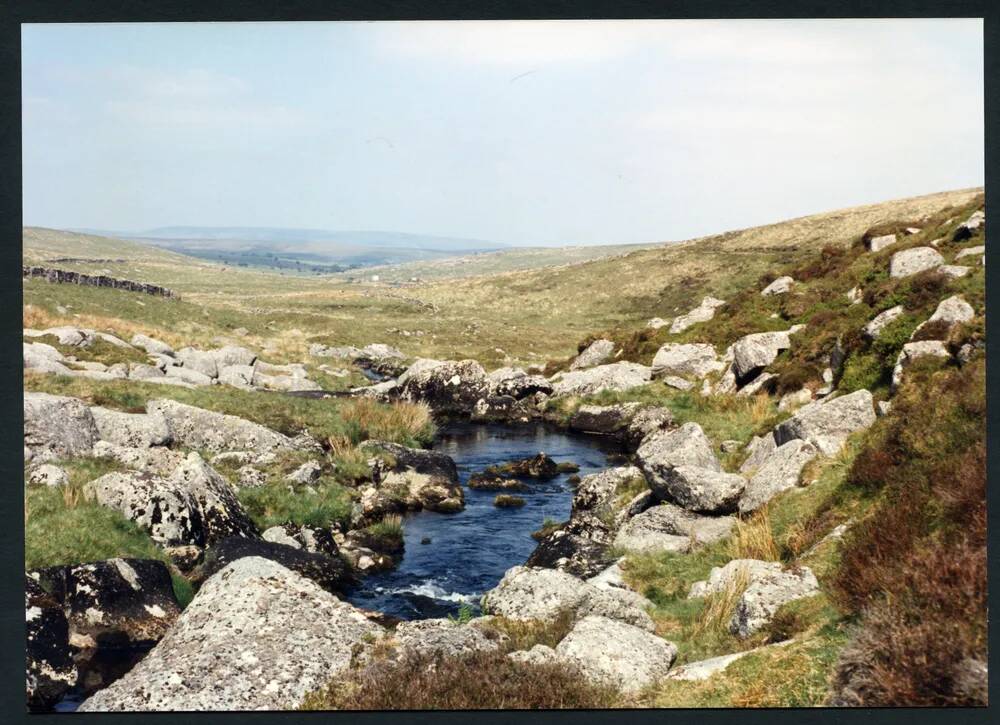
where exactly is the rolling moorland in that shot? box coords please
[23,187,986,710]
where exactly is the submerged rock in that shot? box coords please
[79,557,381,711]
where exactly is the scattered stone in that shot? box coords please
[130,334,174,357]
[79,557,380,712]
[731,567,820,638]
[647,317,670,330]
[863,305,905,340]
[663,375,694,391]
[507,644,559,666]
[572,466,645,520]
[736,371,776,396]
[739,434,778,473]
[550,362,652,397]
[939,265,971,278]
[27,463,69,487]
[287,461,323,485]
[688,559,784,599]
[955,244,985,260]
[731,330,794,382]
[773,389,876,456]
[866,233,897,252]
[669,296,726,334]
[953,211,985,241]
[892,340,951,389]
[761,276,794,296]
[846,286,862,304]
[651,343,723,378]
[218,364,255,389]
[888,246,943,278]
[262,526,302,549]
[555,615,677,693]
[569,339,616,370]
[739,440,818,514]
[778,388,813,412]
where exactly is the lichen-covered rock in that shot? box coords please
[287,461,322,485]
[555,615,676,693]
[26,575,77,711]
[730,566,820,638]
[211,345,257,368]
[731,330,794,382]
[778,388,813,413]
[761,276,794,296]
[237,465,267,488]
[360,440,464,513]
[550,362,652,397]
[925,295,975,327]
[218,364,255,389]
[164,366,214,386]
[525,526,616,579]
[568,403,641,436]
[507,644,559,666]
[131,334,174,357]
[32,558,181,648]
[891,340,952,390]
[397,359,488,415]
[471,395,535,423]
[773,389,876,456]
[571,466,645,520]
[24,392,100,461]
[79,557,381,711]
[252,370,322,393]
[167,454,260,542]
[27,463,69,487]
[613,502,735,553]
[739,440,818,514]
[569,339,615,370]
[651,343,723,378]
[669,296,726,334]
[889,246,944,278]
[481,566,653,631]
[485,366,553,398]
[91,441,186,476]
[174,347,219,378]
[953,210,985,241]
[688,559,784,599]
[866,233,897,252]
[739,433,778,473]
[90,406,173,448]
[194,537,353,594]
[146,399,297,454]
[392,618,501,659]
[638,422,719,479]
[955,243,985,260]
[655,466,746,514]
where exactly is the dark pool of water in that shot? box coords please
[344,422,621,620]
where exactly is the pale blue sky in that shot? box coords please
[22,19,984,246]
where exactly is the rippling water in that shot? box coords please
[344,422,621,619]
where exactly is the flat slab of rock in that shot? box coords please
[651,343,723,378]
[147,399,297,454]
[392,618,501,659]
[739,440,818,514]
[555,615,677,693]
[613,502,736,553]
[91,407,173,448]
[24,392,100,461]
[79,557,381,711]
[91,441,186,476]
[773,389,876,456]
[889,246,943,278]
[550,362,652,397]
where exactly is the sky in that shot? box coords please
[22,19,984,247]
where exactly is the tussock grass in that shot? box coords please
[728,507,780,562]
[237,477,353,531]
[477,610,578,653]
[691,566,750,640]
[364,514,403,538]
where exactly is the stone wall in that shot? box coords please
[22,266,177,299]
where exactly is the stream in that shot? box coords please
[344,422,622,619]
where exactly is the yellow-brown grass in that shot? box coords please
[729,506,781,561]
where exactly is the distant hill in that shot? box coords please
[69,226,509,270]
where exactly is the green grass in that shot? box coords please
[237,476,353,530]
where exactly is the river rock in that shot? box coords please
[397,359,488,415]
[670,296,726,334]
[481,566,653,631]
[146,399,297,454]
[194,537,353,594]
[361,440,464,513]
[392,618,501,659]
[79,557,381,711]
[569,339,616,370]
[651,343,723,378]
[24,392,100,461]
[526,526,616,579]
[613,502,736,553]
[773,389,876,456]
[739,440,818,514]
[889,246,943,278]
[730,566,820,638]
[26,575,77,711]
[32,558,181,649]
[90,406,173,448]
[550,362,652,397]
[555,615,677,693]
[471,395,534,423]
[761,276,794,296]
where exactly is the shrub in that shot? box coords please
[301,649,619,710]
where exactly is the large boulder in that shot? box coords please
[669,296,726,334]
[773,389,876,456]
[866,233,897,252]
[91,441,186,476]
[79,557,381,711]
[194,537,353,594]
[655,466,746,514]
[485,367,553,399]
[651,343,723,379]
[525,523,617,579]
[637,422,719,476]
[481,566,653,631]
[613,502,735,553]
[392,618,501,659]
[32,559,181,649]
[210,345,257,368]
[888,246,943,278]
[569,339,616,370]
[90,406,173,448]
[360,440,463,513]
[571,466,646,520]
[923,295,975,328]
[146,399,297,454]
[953,210,985,241]
[26,575,78,711]
[731,330,794,382]
[568,403,673,445]
[688,559,784,599]
[555,615,677,693]
[397,359,487,415]
[739,434,778,473]
[24,392,100,461]
[550,362,652,397]
[730,566,820,638]
[738,440,818,514]
[174,348,219,378]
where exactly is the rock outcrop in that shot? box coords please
[613,502,735,553]
[359,441,464,514]
[397,359,488,415]
[146,399,298,454]
[773,389,876,456]
[24,392,100,461]
[651,343,723,379]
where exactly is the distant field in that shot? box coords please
[23,187,982,369]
